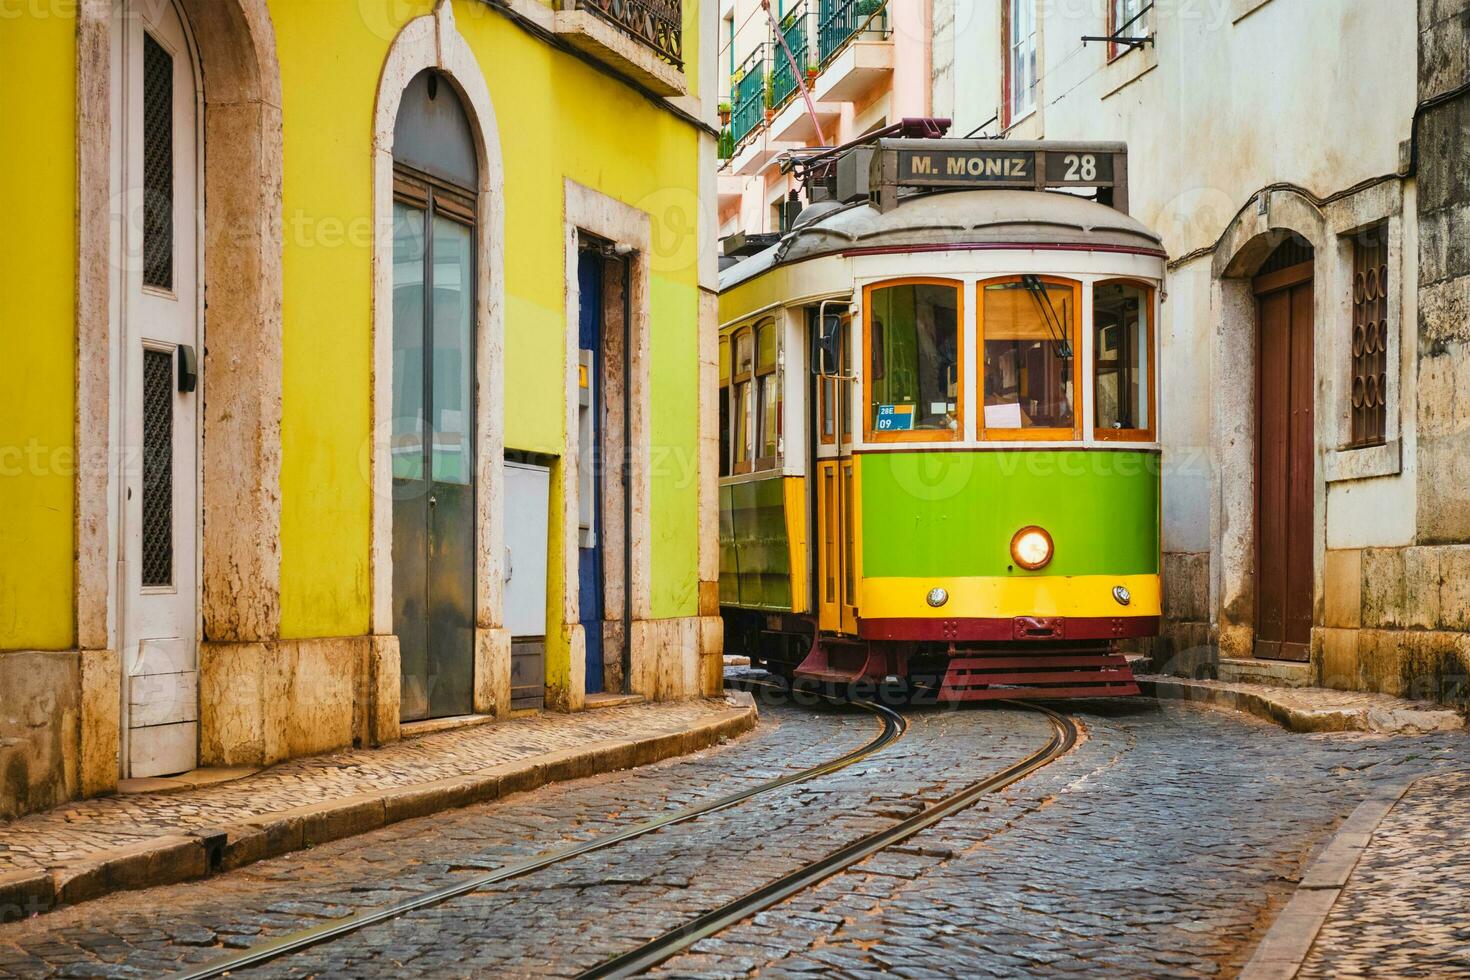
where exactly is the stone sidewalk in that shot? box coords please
[0,695,756,921]
[1295,769,1470,978]
[1244,768,1470,978]
[1139,675,1465,734]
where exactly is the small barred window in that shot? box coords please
[143,32,174,291]
[1350,225,1389,448]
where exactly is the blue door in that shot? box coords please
[577,249,605,694]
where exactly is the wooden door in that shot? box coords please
[118,0,201,778]
[1254,265,1314,662]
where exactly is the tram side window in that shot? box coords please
[755,320,780,464]
[732,329,754,472]
[981,278,1078,435]
[816,311,852,446]
[718,335,732,476]
[867,282,961,438]
[1093,281,1153,438]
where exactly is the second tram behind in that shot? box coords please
[718,133,1165,700]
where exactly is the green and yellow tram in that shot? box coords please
[718,134,1165,699]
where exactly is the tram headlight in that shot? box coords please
[1010,526,1054,571]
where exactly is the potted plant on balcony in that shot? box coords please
[857,0,883,18]
[763,71,776,121]
[805,61,819,85]
[780,7,800,31]
[718,101,732,126]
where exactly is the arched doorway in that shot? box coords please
[114,0,203,778]
[391,69,480,721]
[1253,234,1315,662]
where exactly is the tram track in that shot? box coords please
[577,699,1079,978]
[166,681,903,980]
[168,685,1076,980]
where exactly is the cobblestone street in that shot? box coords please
[0,683,1463,978]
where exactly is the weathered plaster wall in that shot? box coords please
[269,0,706,639]
[0,7,76,652]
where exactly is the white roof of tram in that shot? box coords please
[720,189,1166,291]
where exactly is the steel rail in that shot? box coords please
[167,682,904,980]
[577,700,1078,979]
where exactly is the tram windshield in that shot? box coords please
[867,282,960,435]
[981,279,1077,432]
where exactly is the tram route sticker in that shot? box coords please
[876,404,915,431]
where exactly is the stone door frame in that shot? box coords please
[369,1,512,717]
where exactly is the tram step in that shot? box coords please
[794,637,884,685]
[940,651,1140,701]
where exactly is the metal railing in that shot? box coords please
[574,0,683,68]
[731,44,768,145]
[817,0,887,65]
[770,2,813,109]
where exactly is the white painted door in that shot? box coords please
[116,0,200,778]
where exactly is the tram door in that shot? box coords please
[1254,254,1315,662]
[815,312,858,635]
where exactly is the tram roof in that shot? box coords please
[719,188,1166,292]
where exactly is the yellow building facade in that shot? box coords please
[0,0,723,819]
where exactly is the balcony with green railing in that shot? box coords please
[730,44,768,146]
[770,2,813,109]
[817,0,887,65]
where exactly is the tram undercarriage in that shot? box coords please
[728,614,1143,701]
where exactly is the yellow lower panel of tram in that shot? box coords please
[859,574,1161,620]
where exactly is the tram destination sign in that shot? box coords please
[865,140,1130,214]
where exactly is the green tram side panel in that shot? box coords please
[718,475,793,611]
[860,450,1160,579]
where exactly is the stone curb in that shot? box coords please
[0,696,758,923]
[1137,677,1465,735]
[1238,778,1416,980]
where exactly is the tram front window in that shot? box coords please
[867,282,960,436]
[982,278,1077,432]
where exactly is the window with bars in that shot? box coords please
[143,33,174,291]
[1349,224,1389,448]
[141,348,175,588]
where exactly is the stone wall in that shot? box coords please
[1319,546,1470,708]
[198,637,399,769]
[1144,552,1216,677]
[1416,0,1470,544]
[0,652,79,821]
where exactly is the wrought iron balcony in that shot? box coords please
[731,44,768,146]
[770,2,813,109]
[818,0,887,65]
[573,0,683,69]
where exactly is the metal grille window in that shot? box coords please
[141,349,175,587]
[1350,224,1389,447]
[143,32,174,291]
